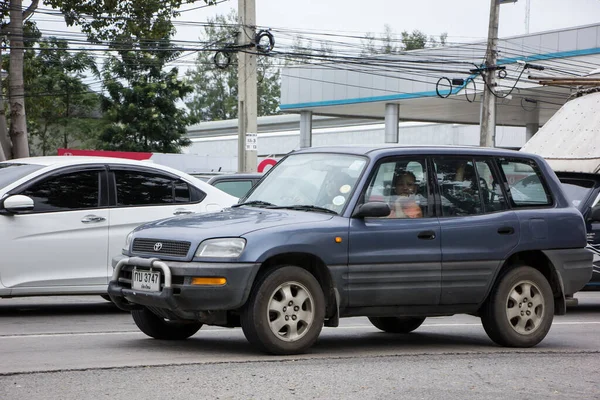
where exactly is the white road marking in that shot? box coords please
[0,321,599,339]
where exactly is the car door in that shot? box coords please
[433,156,520,305]
[348,156,442,307]
[106,166,208,264]
[0,166,110,291]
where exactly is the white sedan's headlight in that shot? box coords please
[195,238,246,258]
[122,231,134,254]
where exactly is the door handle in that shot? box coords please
[497,226,515,235]
[173,209,194,215]
[417,230,436,240]
[81,215,106,223]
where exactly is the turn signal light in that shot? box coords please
[191,277,227,286]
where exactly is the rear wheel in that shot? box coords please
[481,266,554,347]
[132,308,202,340]
[241,266,325,355]
[368,316,425,333]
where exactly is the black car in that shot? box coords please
[556,171,600,290]
[207,173,263,198]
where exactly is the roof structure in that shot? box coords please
[520,90,600,173]
[280,23,600,128]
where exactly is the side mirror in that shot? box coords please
[1,195,34,214]
[352,202,391,218]
[590,205,600,223]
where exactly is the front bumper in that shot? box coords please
[108,255,260,317]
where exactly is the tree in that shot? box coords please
[185,10,280,122]
[0,0,212,159]
[0,0,40,160]
[361,26,449,55]
[99,54,193,153]
[42,0,213,153]
[401,30,428,51]
[24,38,101,155]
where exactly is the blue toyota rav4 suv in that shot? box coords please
[109,146,592,355]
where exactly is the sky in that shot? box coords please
[30,0,600,92]
[174,0,600,43]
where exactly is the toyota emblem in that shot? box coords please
[153,242,163,251]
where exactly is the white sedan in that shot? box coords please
[0,156,238,298]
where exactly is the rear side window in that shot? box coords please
[114,170,194,206]
[497,158,552,207]
[19,170,100,212]
[433,157,483,216]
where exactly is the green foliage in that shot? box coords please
[43,0,207,153]
[99,55,193,153]
[185,10,281,122]
[45,0,214,43]
[7,34,101,155]
[362,26,449,55]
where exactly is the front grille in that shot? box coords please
[132,238,191,257]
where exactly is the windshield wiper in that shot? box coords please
[232,200,277,208]
[268,204,338,214]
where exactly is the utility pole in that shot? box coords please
[237,0,258,172]
[480,0,500,148]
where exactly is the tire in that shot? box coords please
[241,266,325,355]
[131,308,202,340]
[368,316,426,333]
[481,266,554,347]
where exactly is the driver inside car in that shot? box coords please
[388,170,423,218]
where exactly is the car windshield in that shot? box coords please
[0,163,43,190]
[558,177,595,209]
[243,152,368,214]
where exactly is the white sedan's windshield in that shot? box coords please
[0,163,43,190]
[245,153,368,214]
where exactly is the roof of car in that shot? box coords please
[0,156,159,167]
[290,144,530,158]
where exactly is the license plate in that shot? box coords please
[132,269,161,292]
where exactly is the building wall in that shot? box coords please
[185,122,526,172]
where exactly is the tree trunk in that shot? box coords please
[0,47,12,161]
[8,0,30,159]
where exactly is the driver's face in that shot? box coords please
[395,176,416,196]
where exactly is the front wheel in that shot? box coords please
[241,266,325,355]
[481,266,554,347]
[132,308,202,340]
[368,316,425,333]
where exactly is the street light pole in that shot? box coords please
[237,0,258,172]
[479,0,500,148]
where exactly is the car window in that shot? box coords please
[0,163,44,190]
[497,158,551,207]
[246,153,367,214]
[558,178,595,208]
[433,158,483,216]
[214,180,254,198]
[475,159,508,212]
[364,158,429,218]
[18,170,100,212]
[114,170,192,206]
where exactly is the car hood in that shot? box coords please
[132,206,335,241]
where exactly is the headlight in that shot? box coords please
[195,238,246,258]
[122,231,134,254]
